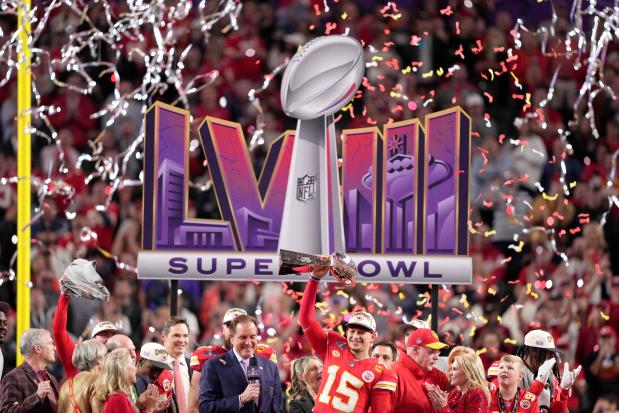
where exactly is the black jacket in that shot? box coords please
[288,391,314,413]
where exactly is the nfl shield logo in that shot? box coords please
[296,175,316,203]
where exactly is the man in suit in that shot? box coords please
[199,314,284,413]
[162,317,192,413]
[0,328,59,413]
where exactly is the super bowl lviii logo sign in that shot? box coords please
[138,36,472,284]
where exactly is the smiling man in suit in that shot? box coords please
[199,314,284,413]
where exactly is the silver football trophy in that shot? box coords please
[278,35,365,284]
[59,258,110,300]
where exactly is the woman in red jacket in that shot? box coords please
[427,352,490,413]
[94,348,156,413]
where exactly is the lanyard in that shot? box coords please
[498,388,519,413]
[68,378,83,413]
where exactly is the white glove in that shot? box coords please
[536,358,556,383]
[560,362,582,389]
[538,387,551,408]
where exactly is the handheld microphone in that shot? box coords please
[247,356,260,384]
[247,356,260,410]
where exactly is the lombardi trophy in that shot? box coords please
[277,35,365,284]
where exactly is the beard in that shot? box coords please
[223,336,232,350]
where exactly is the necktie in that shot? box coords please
[174,359,187,413]
[241,358,249,376]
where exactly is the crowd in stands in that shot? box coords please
[0,0,618,412]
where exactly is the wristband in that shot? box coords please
[310,275,320,282]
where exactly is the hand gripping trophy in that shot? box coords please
[277,35,364,285]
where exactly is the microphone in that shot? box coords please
[246,356,260,410]
[247,356,260,384]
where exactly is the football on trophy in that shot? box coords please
[281,35,365,120]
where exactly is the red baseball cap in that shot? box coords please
[407,328,448,350]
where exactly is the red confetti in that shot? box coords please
[471,40,484,54]
[407,101,417,111]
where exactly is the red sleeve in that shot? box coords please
[527,380,545,397]
[371,367,397,412]
[52,294,78,378]
[299,278,328,357]
[370,389,394,413]
[103,393,134,413]
[549,385,569,413]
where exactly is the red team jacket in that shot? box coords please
[391,354,435,413]
[300,278,397,413]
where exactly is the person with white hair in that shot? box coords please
[0,328,59,413]
[58,338,107,413]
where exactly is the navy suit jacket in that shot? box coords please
[199,350,284,413]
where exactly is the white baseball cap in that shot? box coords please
[223,308,247,324]
[139,342,172,370]
[346,311,376,332]
[523,329,558,351]
[398,319,429,334]
[91,321,118,338]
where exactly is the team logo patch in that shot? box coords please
[524,392,536,401]
[362,370,375,383]
[332,350,341,357]
[336,341,347,350]
[296,175,316,203]
[162,379,172,391]
[520,400,531,409]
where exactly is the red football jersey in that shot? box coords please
[313,332,397,413]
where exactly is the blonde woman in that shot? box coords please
[427,353,490,413]
[94,348,156,413]
[288,356,323,413]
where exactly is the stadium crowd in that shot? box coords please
[0,0,618,412]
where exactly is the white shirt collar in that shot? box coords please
[232,348,253,364]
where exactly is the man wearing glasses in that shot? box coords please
[392,328,448,413]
